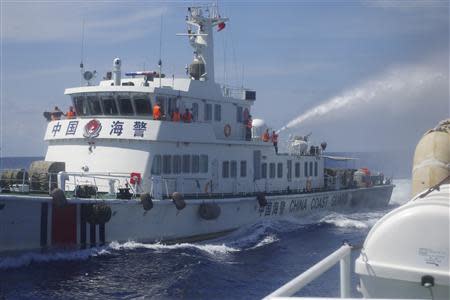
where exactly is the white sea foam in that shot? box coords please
[390,178,412,205]
[248,234,279,250]
[0,247,110,270]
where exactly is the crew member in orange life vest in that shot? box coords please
[153,102,162,120]
[172,108,181,122]
[245,115,252,141]
[262,129,270,142]
[271,130,279,154]
[182,108,193,123]
[66,106,76,119]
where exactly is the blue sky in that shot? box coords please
[1,0,449,156]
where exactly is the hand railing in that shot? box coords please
[264,243,352,299]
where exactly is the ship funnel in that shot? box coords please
[113,57,122,86]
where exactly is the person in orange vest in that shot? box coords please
[245,115,252,141]
[171,108,181,122]
[66,106,76,119]
[262,129,270,142]
[182,108,193,123]
[153,102,162,120]
[271,130,279,154]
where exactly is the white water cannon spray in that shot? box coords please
[113,57,122,86]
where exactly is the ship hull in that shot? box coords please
[0,184,394,253]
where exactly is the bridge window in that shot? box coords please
[102,97,118,115]
[73,96,89,116]
[222,161,229,178]
[151,155,161,175]
[200,155,209,173]
[230,161,237,178]
[214,104,222,121]
[261,163,267,179]
[309,162,313,177]
[314,162,318,177]
[192,155,200,173]
[240,161,247,177]
[163,155,171,174]
[182,155,191,173]
[236,106,243,123]
[277,163,283,178]
[118,98,134,115]
[295,162,300,178]
[269,163,276,178]
[87,95,102,115]
[304,162,308,177]
[135,97,151,115]
[173,155,181,174]
[192,103,199,121]
[205,103,212,121]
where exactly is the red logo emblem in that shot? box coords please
[83,119,102,138]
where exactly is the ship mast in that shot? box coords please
[177,6,228,83]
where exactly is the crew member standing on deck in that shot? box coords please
[262,129,270,142]
[172,108,181,122]
[271,130,279,154]
[246,115,253,141]
[51,106,64,120]
[182,108,193,123]
[153,102,162,120]
[66,106,76,119]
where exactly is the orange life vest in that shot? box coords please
[153,105,161,120]
[172,111,181,122]
[262,132,270,142]
[66,111,76,119]
[183,111,192,123]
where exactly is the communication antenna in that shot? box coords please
[80,18,86,84]
[158,14,163,88]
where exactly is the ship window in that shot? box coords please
[134,98,151,115]
[230,161,237,178]
[222,161,229,178]
[163,155,171,174]
[192,155,200,173]
[240,161,247,177]
[182,155,191,173]
[204,103,212,121]
[74,96,89,116]
[277,163,283,178]
[304,162,308,177]
[119,98,134,115]
[192,103,199,121]
[236,106,243,123]
[102,97,118,115]
[314,162,318,177]
[87,95,102,115]
[309,162,313,177]
[295,162,300,178]
[200,155,208,173]
[173,155,181,174]
[269,163,276,178]
[151,155,161,175]
[261,163,267,179]
[214,104,221,121]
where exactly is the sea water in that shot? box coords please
[0,156,411,299]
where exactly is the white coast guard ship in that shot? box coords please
[0,7,393,253]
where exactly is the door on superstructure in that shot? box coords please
[253,150,261,182]
[212,159,219,193]
[287,160,292,182]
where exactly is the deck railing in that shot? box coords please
[264,243,352,299]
